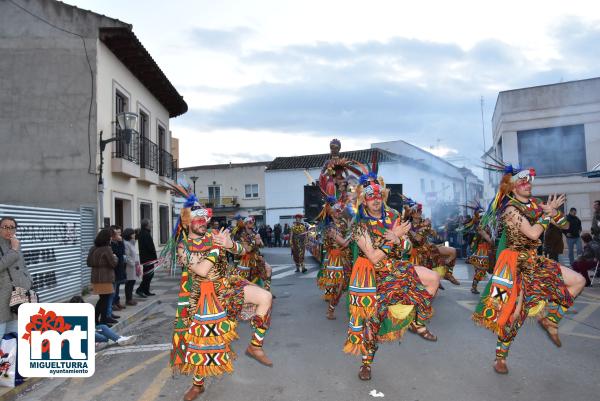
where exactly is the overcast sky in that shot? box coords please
[67,0,600,170]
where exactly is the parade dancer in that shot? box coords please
[472,165,585,374]
[344,174,437,381]
[291,214,309,272]
[462,205,494,294]
[317,199,352,320]
[165,189,274,401]
[233,217,273,292]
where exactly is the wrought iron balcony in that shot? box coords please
[139,136,159,172]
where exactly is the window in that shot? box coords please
[420,178,425,193]
[430,180,435,191]
[159,205,169,245]
[245,184,259,198]
[208,186,220,205]
[139,111,149,138]
[518,125,586,176]
[115,91,127,114]
[140,202,152,230]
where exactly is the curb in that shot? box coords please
[0,298,164,400]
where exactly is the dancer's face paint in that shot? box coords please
[366,197,382,215]
[191,218,208,236]
[514,178,532,197]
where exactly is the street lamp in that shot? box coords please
[190,176,198,195]
[98,112,139,227]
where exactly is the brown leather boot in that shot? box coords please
[445,273,460,285]
[538,317,562,347]
[126,300,138,306]
[183,384,204,401]
[245,345,273,367]
[358,365,371,380]
[493,358,508,374]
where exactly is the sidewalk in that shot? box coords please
[0,269,180,400]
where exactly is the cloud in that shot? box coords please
[176,16,600,169]
[189,26,255,53]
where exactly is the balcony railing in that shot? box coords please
[140,136,159,172]
[197,196,238,208]
[159,148,176,180]
[112,129,140,164]
[110,121,177,181]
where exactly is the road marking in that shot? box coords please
[136,365,172,401]
[561,303,600,333]
[102,343,172,355]
[86,350,169,399]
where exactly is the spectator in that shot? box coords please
[571,233,600,287]
[258,225,268,247]
[274,224,282,247]
[87,228,117,325]
[123,228,140,306]
[212,220,220,231]
[591,200,600,241]
[69,296,137,349]
[266,225,273,247]
[544,221,564,262]
[0,216,33,338]
[136,219,157,297]
[110,225,126,317]
[283,223,290,247]
[564,207,582,265]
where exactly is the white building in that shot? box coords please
[180,162,270,225]
[488,78,600,229]
[265,146,483,227]
[372,140,483,208]
[0,0,187,248]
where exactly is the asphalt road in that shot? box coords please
[12,247,600,401]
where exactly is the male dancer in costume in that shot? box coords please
[233,216,273,292]
[463,205,494,294]
[407,204,460,286]
[472,165,585,374]
[317,199,352,320]
[167,194,274,400]
[344,174,438,381]
[291,214,309,272]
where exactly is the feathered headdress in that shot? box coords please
[158,180,212,275]
[480,156,536,237]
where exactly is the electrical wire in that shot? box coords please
[9,0,96,175]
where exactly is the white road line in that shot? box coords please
[272,266,319,279]
[101,343,171,355]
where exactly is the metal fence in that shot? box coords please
[0,204,96,302]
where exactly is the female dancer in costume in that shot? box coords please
[472,165,585,374]
[344,174,438,381]
[165,192,274,401]
[233,216,273,292]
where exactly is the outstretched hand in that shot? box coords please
[213,227,234,249]
[392,220,411,238]
[541,194,566,216]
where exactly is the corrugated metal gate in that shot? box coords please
[0,204,95,302]
[80,206,96,289]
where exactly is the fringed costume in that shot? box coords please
[163,185,274,400]
[462,205,494,294]
[233,218,272,292]
[344,175,434,380]
[472,163,583,374]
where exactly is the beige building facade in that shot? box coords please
[489,78,600,230]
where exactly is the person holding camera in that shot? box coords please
[0,217,33,338]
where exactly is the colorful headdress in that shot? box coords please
[294,213,304,219]
[481,157,536,236]
[243,216,255,225]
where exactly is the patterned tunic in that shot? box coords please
[317,217,352,300]
[473,198,573,338]
[344,206,433,355]
[234,229,268,283]
[171,233,250,377]
[291,222,308,264]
